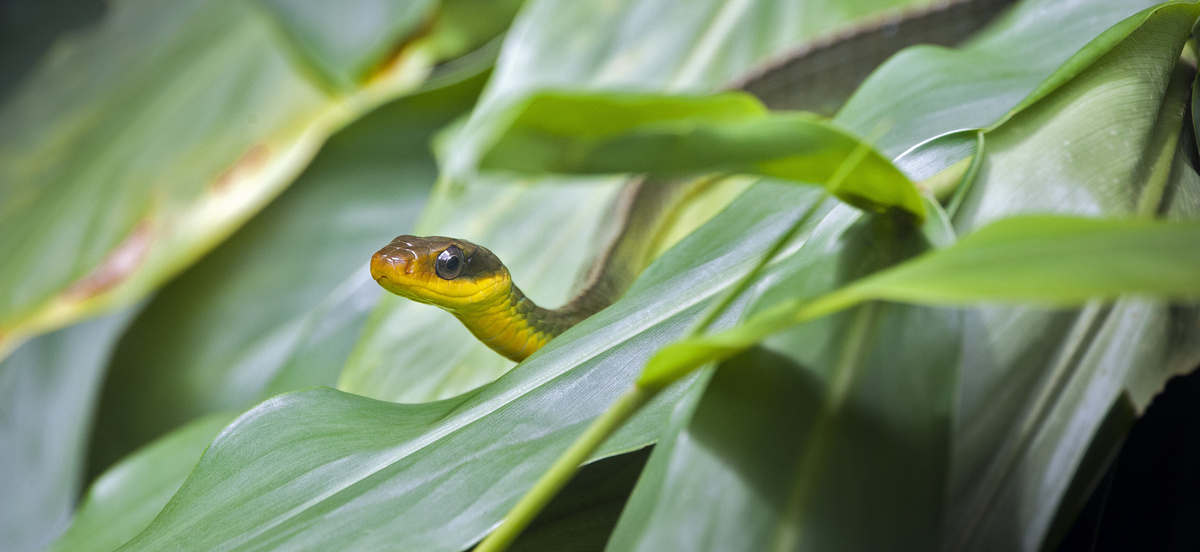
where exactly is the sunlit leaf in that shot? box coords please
[479,92,925,219]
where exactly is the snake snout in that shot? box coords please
[370,241,417,283]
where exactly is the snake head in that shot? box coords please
[371,235,511,313]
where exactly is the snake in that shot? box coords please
[370,180,682,361]
[369,0,1012,361]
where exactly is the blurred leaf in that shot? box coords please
[0,308,138,552]
[45,413,235,552]
[0,0,104,102]
[837,0,1160,157]
[0,0,511,357]
[85,70,486,474]
[250,0,439,91]
[479,91,925,219]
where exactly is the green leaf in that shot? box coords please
[84,71,484,471]
[444,0,948,180]
[843,217,1200,304]
[120,182,833,551]
[250,0,440,91]
[344,0,950,402]
[837,0,1161,157]
[478,91,926,219]
[512,448,651,552]
[45,413,235,552]
[640,215,1200,393]
[0,308,138,552]
[613,304,960,551]
[0,0,501,357]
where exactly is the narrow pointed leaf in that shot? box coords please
[478,91,926,219]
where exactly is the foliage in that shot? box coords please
[2,0,1199,551]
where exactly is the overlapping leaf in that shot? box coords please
[478,92,925,218]
[120,184,831,551]
[343,0,946,402]
[85,72,485,473]
[607,2,1200,551]
[0,0,516,358]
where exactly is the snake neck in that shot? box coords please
[451,179,696,362]
[453,283,602,362]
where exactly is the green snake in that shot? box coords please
[369,0,1010,361]
[370,235,605,361]
[370,180,677,361]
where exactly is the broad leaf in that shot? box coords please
[122,183,832,551]
[345,0,946,401]
[838,0,1161,157]
[85,71,485,472]
[611,2,1200,551]
[0,0,514,357]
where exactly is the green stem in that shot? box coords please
[474,386,656,552]
[689,126,879,337]
[687,192,828,337]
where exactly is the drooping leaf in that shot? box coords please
[940,3,1200,547]
[612,3,1200,551]
[478,91,925,219]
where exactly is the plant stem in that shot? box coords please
[686,192,828,337]
[474,385,656,552]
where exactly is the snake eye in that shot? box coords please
[436,245,464,279]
